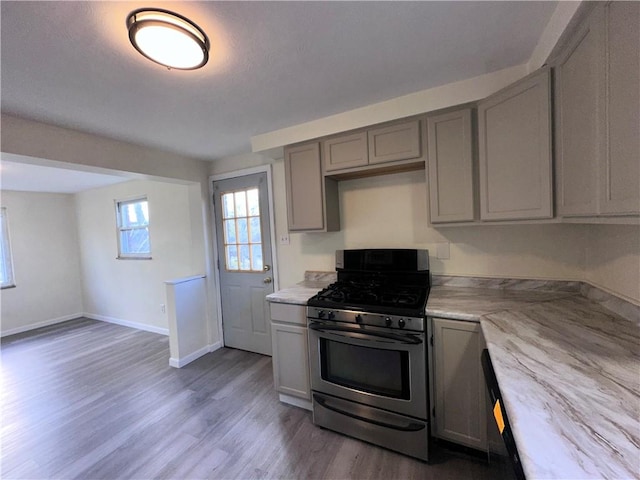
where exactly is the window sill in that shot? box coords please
[1,284,16,290]
[116,256,152,260]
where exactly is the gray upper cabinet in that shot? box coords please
[368,120,421,165]
[284,142,339,232]
[323,119,423,174]
[555,1,639,219]
[600,1,640,215]
[555,7,605,217]
[323,132,368,173]
[478,67,553,221]
[427,108,475,223]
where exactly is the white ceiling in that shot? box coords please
[1,1,558,163]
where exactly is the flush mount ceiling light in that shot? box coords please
[126,8,210,70]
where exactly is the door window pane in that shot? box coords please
[222,193,235,219]
[236,218,249,244]
[220,187,265,272]
[247,189,260,216]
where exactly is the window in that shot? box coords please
[0,207,15,288]
[116,197,151,259]
[221,188,263,272]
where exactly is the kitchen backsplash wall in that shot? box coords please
[211,153,639,305]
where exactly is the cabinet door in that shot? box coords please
[555,8,605,216]
[600,1,640,215]
[271,321,310,400]
[368,120,421,165]
[478,67,553,221]
[427,109,475,223]
[432,318,487,450]
[323,132,368,172]
[284,143,325,231]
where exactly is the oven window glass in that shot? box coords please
[320,338,410,399]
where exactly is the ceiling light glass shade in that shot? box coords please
[127,8,210,70]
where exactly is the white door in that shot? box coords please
[213,172,274,355]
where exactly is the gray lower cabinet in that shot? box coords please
[284,142,339,232]
[426,108,476,223]
[555,1,640,218]
[270,302,312,409]
[431,317,487,451]
[478,67,553,221]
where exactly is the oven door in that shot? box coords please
[308,320,427,419]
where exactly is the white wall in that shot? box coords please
[0,190,83,335]
[211,153,639,305]
[585,225,640,304]
[75,179,206,334]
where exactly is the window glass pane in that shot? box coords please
[226,245,238,270]
[251,244,263,271]
[235,191,247,217]
[119,227,150,255]
[222,193,235,219]
[239,245,250,270]
[249,217,261,243]
[236,218,248,244]
[247,189,260,216]
[120,200,149,228]
[224,219,236,244]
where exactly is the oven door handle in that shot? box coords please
[308,323,423,345]
[313,394,426,432]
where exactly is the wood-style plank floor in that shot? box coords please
[1,318,506,480]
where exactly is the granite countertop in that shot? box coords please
[266,274,640,478]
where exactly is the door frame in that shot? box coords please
[209,165,280,348]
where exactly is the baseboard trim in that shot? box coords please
[279,393,313,411]
[84,313,169,336]
[169,341,222,368]
[0,312,84,337]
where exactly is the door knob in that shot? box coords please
[263,277,272,284]
[263,264,271,271]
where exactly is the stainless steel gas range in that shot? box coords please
[307,249,431,462]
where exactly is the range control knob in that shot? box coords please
[327,311,336,320]
[317,310,326,319]
[385,317,392,327]
[398,318,406,329]
[355,314,363,324]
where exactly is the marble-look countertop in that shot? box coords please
[481,296,639,480]
[265,271,335,305]
[265,275,640,478]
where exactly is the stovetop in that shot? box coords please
[307,277,430,317]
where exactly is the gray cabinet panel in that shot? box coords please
[284,142,339,232]
[323,132,368,172]
[432,317,487,450]
[478,67,553,221]
[270,304,311,402]
[600,1,640,214]
[555,9,604,216]
[368,120,421,165]
[427,108,475,223]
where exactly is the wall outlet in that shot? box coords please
[160,304,166,314]
[279,235,290,245]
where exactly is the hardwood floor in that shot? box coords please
[1,318,506,479]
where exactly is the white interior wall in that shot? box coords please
[0,190,84,335]
[75,179,205,334]
[211,153,639,305]
[585,225,640,303]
